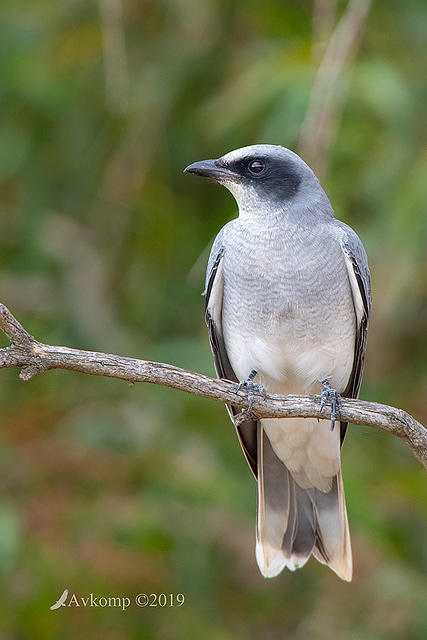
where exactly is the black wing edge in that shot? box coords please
[340,249,371,444]
[204,248,258,477]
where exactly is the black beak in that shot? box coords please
[184,159,240,182]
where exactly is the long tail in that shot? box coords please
[256,423,352,581]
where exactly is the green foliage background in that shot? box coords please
[0,1,426,638]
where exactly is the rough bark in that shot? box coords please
[0,303,425,470]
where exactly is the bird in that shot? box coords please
[50,588,69,610]
[185,144,371,581]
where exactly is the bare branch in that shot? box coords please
[98,0,129,114]
[311,0,337,63]
[0,303,426,470]
[298,0,373,178]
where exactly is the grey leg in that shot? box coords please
[237,369,266,413]
[320,379,343,431]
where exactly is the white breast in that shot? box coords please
[224,320,355,394]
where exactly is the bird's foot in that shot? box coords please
[320,379,343,431]
[237,369,266,414]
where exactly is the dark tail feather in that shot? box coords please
[256,424,352,581]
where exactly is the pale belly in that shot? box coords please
[223,320,355,395]
[223,324,353,490]
[220,272,356,491]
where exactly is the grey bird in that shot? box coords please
[185,145,371,581]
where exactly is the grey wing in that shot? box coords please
[204,232,258,476]
[337,222,372,443]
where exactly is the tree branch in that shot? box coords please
[298,0,372,179]
[0,303,426,470]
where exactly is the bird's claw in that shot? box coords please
[237,369,266,414]
[320,380,343,431]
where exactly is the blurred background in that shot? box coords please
[0,0,426,638]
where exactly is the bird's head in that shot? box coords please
[185,144,331,217]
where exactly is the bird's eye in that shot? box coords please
[248,159,265,174]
